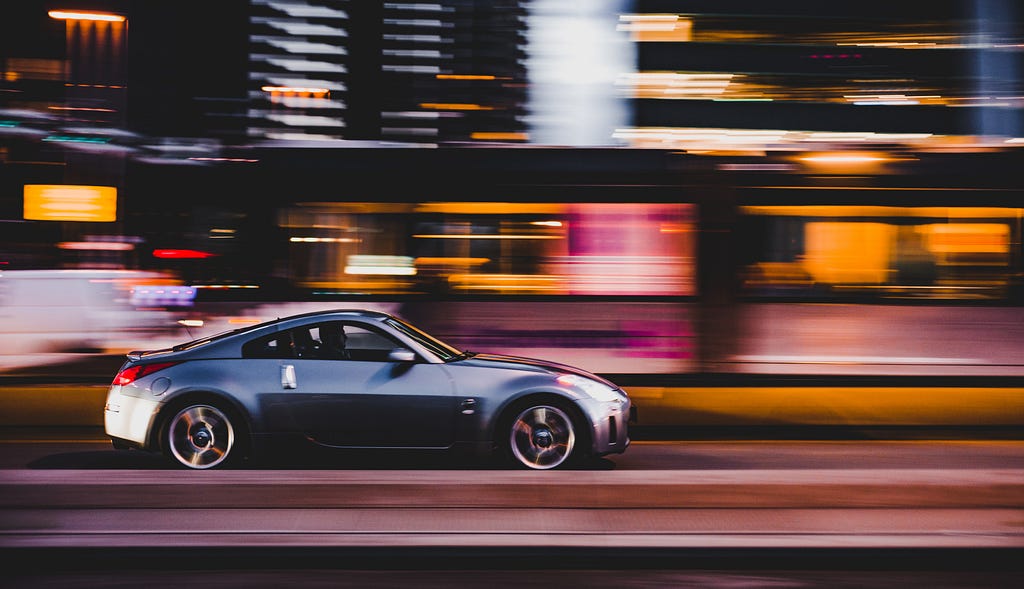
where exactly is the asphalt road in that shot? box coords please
[1,429,1022,588]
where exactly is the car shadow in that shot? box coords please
[250,447,618,471]
[27,450,174,469]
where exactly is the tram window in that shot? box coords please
[739,206,1020,301]
[275,201,696,296]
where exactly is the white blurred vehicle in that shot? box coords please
[0,269,187,366]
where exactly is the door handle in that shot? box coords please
[281,364,296,389]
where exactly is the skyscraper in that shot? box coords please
[247,0,530,145]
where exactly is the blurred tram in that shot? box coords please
[124,145,1024,429]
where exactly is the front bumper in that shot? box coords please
[589,397,632,457]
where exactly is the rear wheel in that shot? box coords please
[505,401,581,470]
[164,403,238,469]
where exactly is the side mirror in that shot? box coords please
[388,348,416,362]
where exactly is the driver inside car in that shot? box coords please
[318,322,350,359]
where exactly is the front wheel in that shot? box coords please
[506,402,581,470]
[164,403,238,469]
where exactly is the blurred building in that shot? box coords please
[6,1,1024,151]
[249,0,530,145]
[3,0,1024,276]
[621,0,1024,151]
[4,1,1024,383]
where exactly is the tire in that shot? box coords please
[164,403,239,469]
[505,400,583,470]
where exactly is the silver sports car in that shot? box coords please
[104,309,633,470]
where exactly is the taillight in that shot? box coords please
[112,361,179,386]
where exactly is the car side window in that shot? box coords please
[299,322,405,362]
[344,325,399,361]
[291,326,319,359]
[242,323,411,362]
[241,332,295,359]
[308,322,348,359]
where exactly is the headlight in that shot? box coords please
[556,373,624,403]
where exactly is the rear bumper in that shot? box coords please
[104,385,161,448]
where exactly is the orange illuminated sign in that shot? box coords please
[24,184,117,222]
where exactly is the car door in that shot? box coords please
[281,322,458,448]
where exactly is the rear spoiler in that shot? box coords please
[127,347,174,361]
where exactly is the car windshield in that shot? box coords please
[384,317,463,361]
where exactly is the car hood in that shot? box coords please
[454,352,617,386]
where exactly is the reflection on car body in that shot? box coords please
[104,309,633,470]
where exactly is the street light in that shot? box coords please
[47,10,125,22]
[45,8,128,124]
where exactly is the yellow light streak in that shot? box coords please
[420,103,494,111]
[436,74,497,80]
[470,132,528,141]
[262,86,329,95]
[627,386,1024,426]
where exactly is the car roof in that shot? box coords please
[278,308,394,322]
[153,309,397,356]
